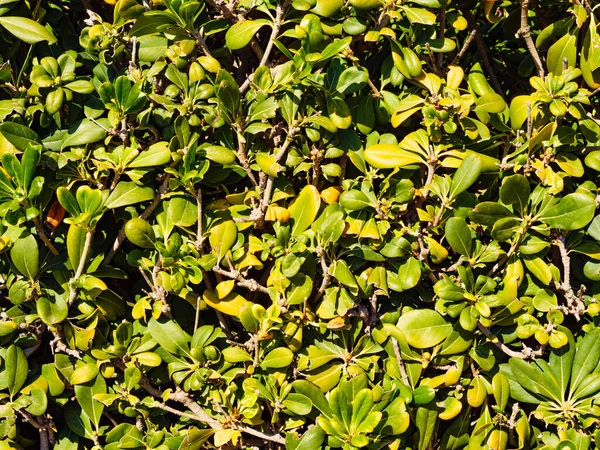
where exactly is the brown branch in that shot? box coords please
[464,10,504,97]
[555,234,586,320]
[236,132,259,186]
[103,174,172,265]
[212,266,270,294]
[50,328,82,359]
[115,360,286,445]
[313,248,331,303]
[451,30,476,65]
[195,188,204,252]
[256,127,297,228]
[436,7,446,71]
[391,338,410,386]
[240,3,286,93]
[32,217,58,256]
[519,0,545,78]
[477,323,544,359]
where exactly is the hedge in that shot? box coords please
[1,0,600,449]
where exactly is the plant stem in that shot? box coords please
[32,217,59,256]
[477,323,544,359]
[240,3,286,93]
[391,338,410,386]
[519,0,545,78]
[68,230,93,306]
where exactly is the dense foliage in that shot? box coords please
[2,0,600,448]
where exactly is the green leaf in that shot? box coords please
[339,190,373,211]
[209,220,237,261]
[0,122,41,151]
[137,35,168,62]
[105,182,154,209]
[288,185,321,236]
[570,329,600,393]
[283,393,313,416]
[181,427,214,450]
[396,309,452,348]
[469,202,516,227]
[293,380,332,418]
[450,153,482,198]
[24,388,47,416]
[4,345,28,398]
[491,373,510,411]
[215,69,240,119]
[11,234,38,279]
[70,363,99,385]
[364,143,423,169]
[168,197,197,227]
[62,119,109,149]
[500,174,530,214]
[539,193,596,230]
[402,6,436,24]
[124,218,156,248]
[548,327,575,400]
[445,217,472,257]
[37,295,69,325]
[74,375,106,430]
[225,19,271,50]
[129,141,171,167]
[67,225,87,272]
[475,93,507,114]
[508,359,561,402]
[509,95,533,130]
[0,16,56,44]
[416,405,438,450]
[336,66,368,94]
[261,347,294,369]
[532,289,558,312]
[291,426,325,450]
[547,33,577,76]
[148,318,191,358]
[396,256,422,291]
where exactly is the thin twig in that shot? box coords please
[195,188,204,252]
[212,266,270,294]
[464,11,504,97]
[436,7,446,71]
[313,248,331,303]
[555,234,586,319]
[50,328,82,358]
[257,127,297,228]
[519,0,545,78]
[451,30,476,65]
[115,360,286,445]
[240,3,286,93]
[236,132,259,186]
[33,217,59,256]
[477,323,544,359]
[391,338,410,386]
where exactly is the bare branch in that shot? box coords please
[519,0,545,78]
[391,338,410,386]
[32,217,59,256]
[478,323,544,359]
[213,266,271,294]
[240,3,287,93]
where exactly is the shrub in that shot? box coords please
[1,0,600,448]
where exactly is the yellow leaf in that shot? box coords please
[203,289,253,317]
